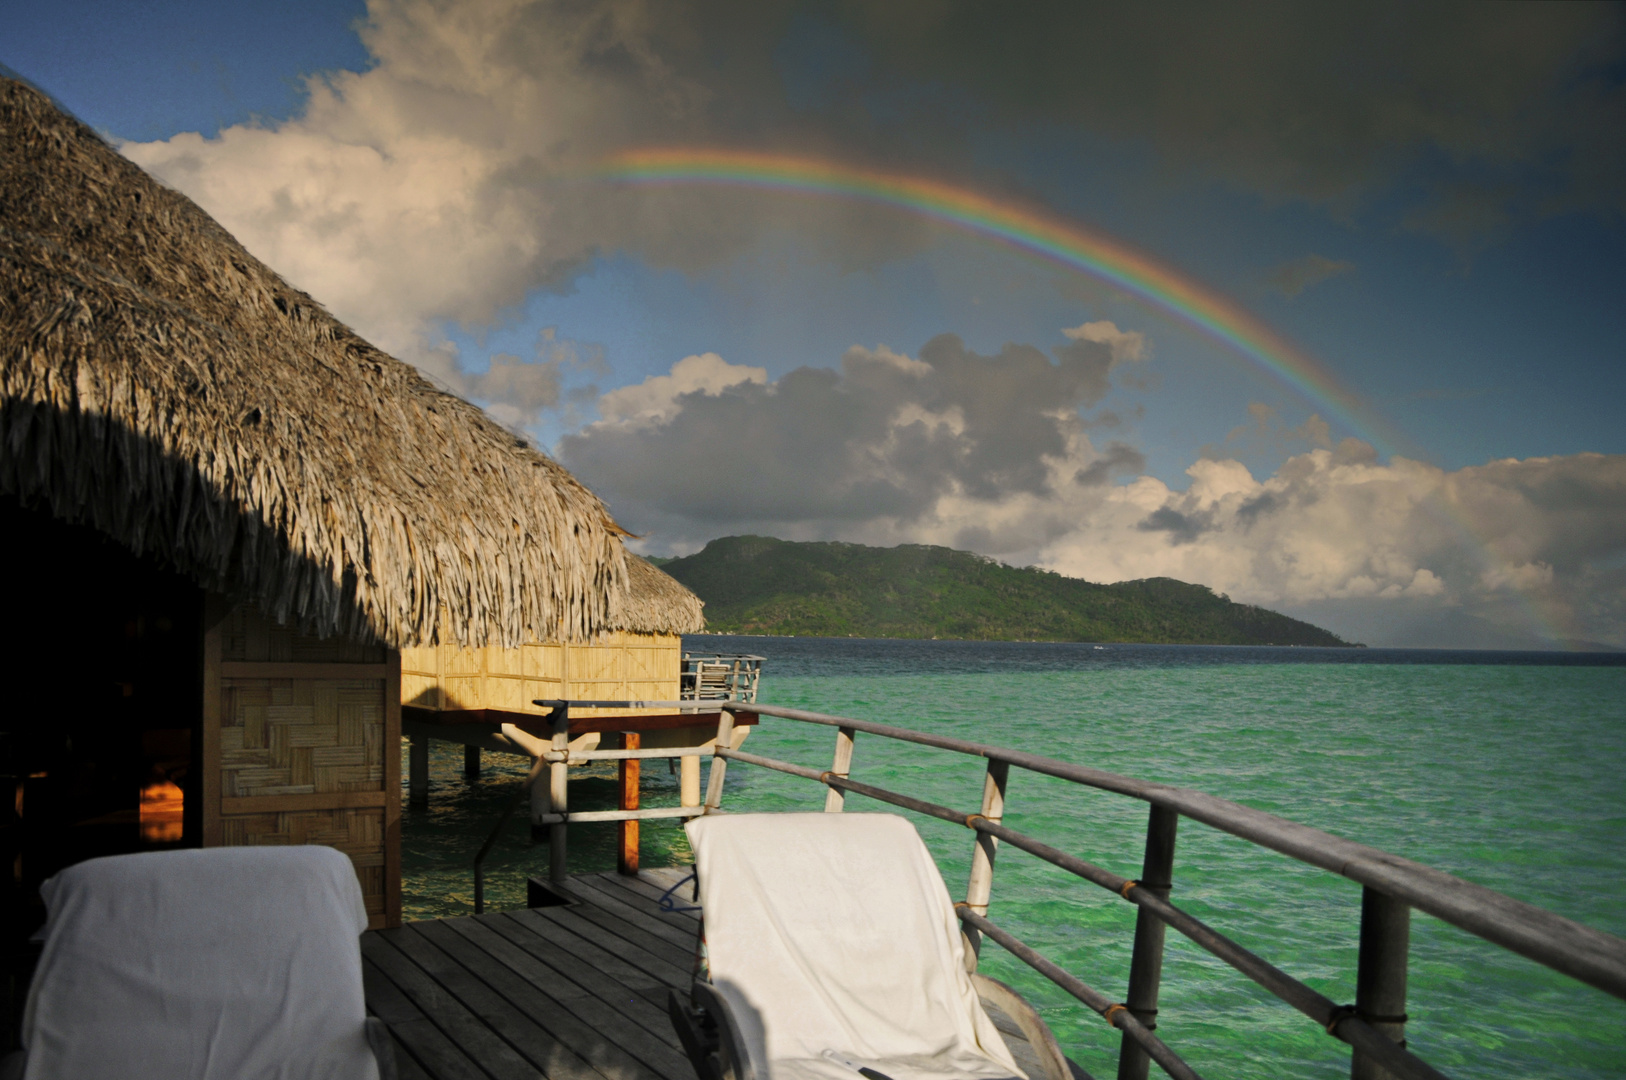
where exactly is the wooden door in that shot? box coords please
[201,600,401,929]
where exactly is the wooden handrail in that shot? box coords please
[492,697,1624,1080]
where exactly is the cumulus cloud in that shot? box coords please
[117,0,1625,404]
[563,331,1626,648]
[1266,254,1354,298]
[597,353,768,425]
[560,325,1147,541]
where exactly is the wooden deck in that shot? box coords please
[363,867,1083,1080]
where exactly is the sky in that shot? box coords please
[5,0,1624,650]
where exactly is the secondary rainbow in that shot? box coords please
[596,148,1407,456]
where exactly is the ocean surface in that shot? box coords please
[401,638,1626,1079]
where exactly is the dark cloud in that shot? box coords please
[1074,442,1146,487]
[844,2,1626,224]
[559,329,1142,541]
[125,0,1626,375]
[1235,492,1280,527]
[1266,254,1354,298]
[1135,506,1210,544]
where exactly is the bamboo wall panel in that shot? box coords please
[206,602,400,929]
[399,632,681,719]
[220,679,384,796]
[221,607,387,664]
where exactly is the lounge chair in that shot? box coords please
[670,812,1072,1080]
[2,845,396,1080]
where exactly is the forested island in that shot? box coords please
[651,536,1354,646]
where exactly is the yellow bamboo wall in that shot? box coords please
[204,602,401,928]
[400,631,682,720]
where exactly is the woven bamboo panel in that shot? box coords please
[399,634,679,718]
[221,606,386,664]
[400,669,442,710]
[522,642,566,681]
[219,808,387,922]
[221,679,384,796]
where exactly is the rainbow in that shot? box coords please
[594,148,1575,644]
[595,148,1411,457]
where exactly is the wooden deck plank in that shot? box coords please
[515,906,694,990]
[501,907,677,995]
[366,954,433,1026]
[366,956,485,1080]
[387,1018,493,1080]
[545,891,698,975]
[416,919,692,1080]
[392,1034,439,1080]
[363,932,543,1080]
[561,877,703,952]
[498,911,673,1013]
[444,916,684,1055]
[386,924,608,1080]
[591,873,702,925]
[364,873,703,1080]
[471,912,666,1008]
[638,867,692,892]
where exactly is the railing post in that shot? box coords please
[704,709,736,811]
[1352,887,1411,1080]
[962,759,1009,969]
[823,727,856,812]
[408,730,429,809]
[680,753,702,809]
[547,704,570,883]
[1118,804,1179,1080]
[618,731,641,876]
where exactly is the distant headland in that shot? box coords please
[651,536,1356,646]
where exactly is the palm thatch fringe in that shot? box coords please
[1,75,699,645]
[618,554,704,635]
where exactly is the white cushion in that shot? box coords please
[686,812,1023,1080]
[22,845,379,1080]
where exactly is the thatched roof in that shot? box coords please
[617,554,704,636]
[0,75,701,646]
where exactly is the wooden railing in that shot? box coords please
[478,698,1626,1080]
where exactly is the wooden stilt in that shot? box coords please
[618,731,641,875]
[408,731,429,809]
[680,754,701,808]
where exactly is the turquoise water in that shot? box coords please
[401,640,1626,1079]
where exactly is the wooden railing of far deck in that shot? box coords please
[476,698,1626,1080]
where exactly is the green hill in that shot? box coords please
[657,535,1353,646]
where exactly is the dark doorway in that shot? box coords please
[0,497,203,1032]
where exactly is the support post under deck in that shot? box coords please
[463,744,481,778]
[1352,887,1411,1080]
[1118,804,1179,1080]
[408,731,429,809]
[547,705,570,883]
[618,731,641,875]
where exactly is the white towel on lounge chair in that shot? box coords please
[685,812,1025,1080]
[20,845,379,1080]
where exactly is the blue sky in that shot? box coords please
[6,0,1624,648]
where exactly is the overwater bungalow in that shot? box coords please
[0,70,701,952]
